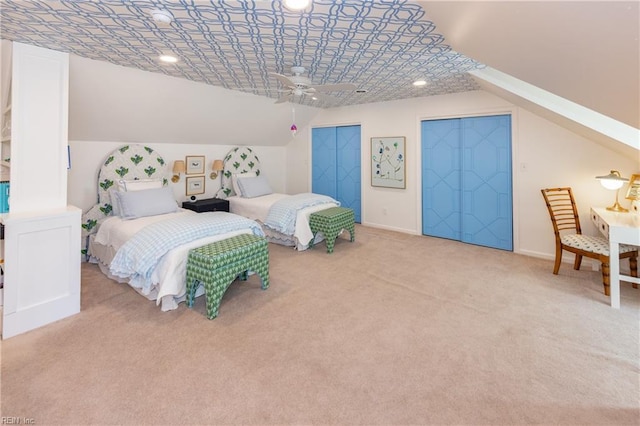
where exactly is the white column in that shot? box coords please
[2,43,79,339]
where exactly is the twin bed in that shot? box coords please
[217,146,338,250]
[82,144,339,312]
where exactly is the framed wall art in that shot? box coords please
[186,176,205,196]
[371,136,406,189]
[185,155,205,175]
[625,173,640,201]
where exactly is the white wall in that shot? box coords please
[68,141,287,212]
[69,55,320,147]
[286,90,638,260]
[62,51,638,263]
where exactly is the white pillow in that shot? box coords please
[117,179,163,192]
[111,179,164,216]
[236,175,273,198]
[232,172,256,196]
[109,189,122,216]
[113,187,178,220]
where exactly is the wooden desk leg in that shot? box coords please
[609,240,620,309]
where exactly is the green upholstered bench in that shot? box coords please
[185,233,269,319]
[309,206,355,253]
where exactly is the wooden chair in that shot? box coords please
[541,187,638,296]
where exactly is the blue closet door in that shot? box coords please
[336,125,361,223]
[312,127,337,198]
[462,115,512,250]
[312,125,361,223]
[421,115,512,251]
[421,118,462,240]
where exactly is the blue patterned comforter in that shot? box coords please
[109,211,264,292]
[263,193,339,236]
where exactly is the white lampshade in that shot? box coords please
[172,160,186,173]
[596,170,629,212]
[210,159,225,180]
[172,160,186,183]
[596,170,627,190]
[212,159,224,171]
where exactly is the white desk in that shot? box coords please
[591,207,640,308]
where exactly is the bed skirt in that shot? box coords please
[260,224,326,251]
[88,235,204,311]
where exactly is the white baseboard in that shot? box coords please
[360,221,420,235]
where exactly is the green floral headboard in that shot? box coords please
[216,146,261,198]
[81,144,169,257]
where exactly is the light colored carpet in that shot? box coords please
[1,225,639,425]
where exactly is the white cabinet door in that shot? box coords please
[3,207,81,339]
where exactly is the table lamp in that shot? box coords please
[596,170,629,212]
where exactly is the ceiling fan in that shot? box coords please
[270,66,357,104]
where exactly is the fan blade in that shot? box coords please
[313,83,357,92]
[270,72,296,88]
[275,93,291,104]
[308,92,337,103]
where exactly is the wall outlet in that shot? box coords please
[382,208,387,215]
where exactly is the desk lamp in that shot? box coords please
[596,170,629,212]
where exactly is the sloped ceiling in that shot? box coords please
[420,1,639,129]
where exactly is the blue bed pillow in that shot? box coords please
[232,172,256,197]
[110,179,164,216]
[114,187,179,219]
[236,175,273,198]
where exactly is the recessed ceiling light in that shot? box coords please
[159,54,178,63]
[151,9,173,24]
[412,80,427,87]
[283,0,311,11]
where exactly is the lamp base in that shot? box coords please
[171,174,180,183]
[606,201,629,213]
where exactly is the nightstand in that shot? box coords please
[182,198,229,213]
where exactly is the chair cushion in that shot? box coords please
[561,234,637,255]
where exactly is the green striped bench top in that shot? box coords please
[188,233,267,268]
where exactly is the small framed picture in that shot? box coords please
[185,155,205,175]
[186,176,205,196]
[625,174,640,201]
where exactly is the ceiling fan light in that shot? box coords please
[283,0,310,11]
